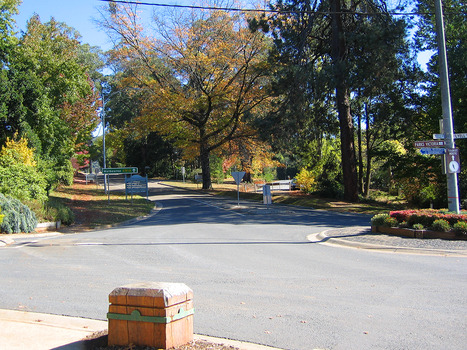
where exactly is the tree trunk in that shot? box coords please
[364,153,372,197]
[200,143,212,190]
[364,105,371,197]
[357,112,363,193]
[330,0,359,202]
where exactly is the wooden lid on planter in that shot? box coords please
[109,282,193,309]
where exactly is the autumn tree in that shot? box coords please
[101,3,272,189]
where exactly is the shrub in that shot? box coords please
[453,221,467,236]
[431,219,451,232]
[316,178,344,198]
[400,221,409,228]
[413,223,424,230]
[0,137,48,202]
[371,213,389,226]
[384,216,399,227]
[57,207,74,226]
[295,168,316,194]
[0,194,37,234]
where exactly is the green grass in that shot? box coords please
[49,182,155,229]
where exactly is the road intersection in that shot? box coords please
[1,182,466,349]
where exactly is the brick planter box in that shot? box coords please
[372,225,467,240]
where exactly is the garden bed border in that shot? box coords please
[372,225,467,240]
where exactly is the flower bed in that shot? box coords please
[371,225,462,240]
[389,209,467,226]
[371,210,467,240]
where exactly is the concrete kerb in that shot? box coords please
[308,229,467,257]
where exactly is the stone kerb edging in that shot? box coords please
[35,221,61,232]
[372,225,467,240]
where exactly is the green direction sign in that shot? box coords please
[103,167,138,174]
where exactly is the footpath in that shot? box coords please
[0,309,280,350]
[1,180,466,349]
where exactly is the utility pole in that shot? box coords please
[434,0,459,213]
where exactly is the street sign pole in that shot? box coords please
[231,171,246,206]
[435,0,459,213]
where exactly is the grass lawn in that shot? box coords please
[50,181,154,231]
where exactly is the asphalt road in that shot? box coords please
[1,184,466,350]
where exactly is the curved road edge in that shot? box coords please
[308,227,467,257]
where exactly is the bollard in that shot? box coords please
[263,184,272,205]
[107,282,194,349]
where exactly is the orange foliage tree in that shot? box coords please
[100,3,272,189]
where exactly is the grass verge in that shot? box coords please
[50,182,154,231]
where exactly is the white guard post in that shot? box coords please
[263,185,272,207]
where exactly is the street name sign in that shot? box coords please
[433,133,467,140]
[414,140,445,148]
[420,148,446,155]
[103,167,138,174]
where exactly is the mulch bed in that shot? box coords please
[83,331,240,350]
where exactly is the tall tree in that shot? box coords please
[415,0,467,194]
[2,15,102,187]
[255,0,415,201]
[0,0,20,132]
[100,3,272,189]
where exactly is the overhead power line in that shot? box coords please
[97,0,445,16]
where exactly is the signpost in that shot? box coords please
[433,133,467,140]
[103,167,138,174]
[125,174,149,202]
[414,140,445,148]
[446,148,460,173]
[434,0,459,213]
[231,171,246,206]
[102,167,138,195]
[420,148,446,155]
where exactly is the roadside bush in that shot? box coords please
[453,221,467,236]
[56,206,74,225]
[30,197,75,226]
[413,223,424,230]
[371,213,389,226]
[295,168,316,194]
[315,178,344,198]
[0,194,38,234]
[431,219,451,232]
[0,137,48,202]
[384,216,399,227]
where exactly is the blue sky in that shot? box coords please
[14,0,132,50]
